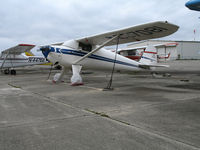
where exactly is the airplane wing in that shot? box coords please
[1,44,35,55]
[76,21,179,46]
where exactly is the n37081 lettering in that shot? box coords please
[28,57,45,62]
[106,26,168,39]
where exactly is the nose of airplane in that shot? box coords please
[185,0,200,11]
[185,1,190,7]
[185,0,192,6]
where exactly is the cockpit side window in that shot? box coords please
[127,50,136,56]
[78,42,92,52]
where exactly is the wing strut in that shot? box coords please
[73,35,118,65]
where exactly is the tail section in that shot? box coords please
[139,45,157,65]
[139,45,169,69]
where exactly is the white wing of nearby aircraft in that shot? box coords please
[0,44,47,75]
[40,21,179,85]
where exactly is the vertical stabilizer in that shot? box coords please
[139,45,157,65]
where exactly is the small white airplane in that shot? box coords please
[0,44,47,75]
[40,21,179,85]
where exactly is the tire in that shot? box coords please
[10,70,16,75]
[55,65,62,70]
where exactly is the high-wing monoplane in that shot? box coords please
[40,21,179,85]
[0,44,47,75]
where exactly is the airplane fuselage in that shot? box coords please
[44,45,142,72]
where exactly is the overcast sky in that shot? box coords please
[0,0,199,53]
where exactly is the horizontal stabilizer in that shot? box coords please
[139,64,169,69]
[138,45,169,69]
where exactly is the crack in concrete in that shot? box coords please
[84,108,200,150]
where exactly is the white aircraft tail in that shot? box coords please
[139,45,169,69]
[139,45,157,65]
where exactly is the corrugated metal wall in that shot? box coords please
[176,41,200,59]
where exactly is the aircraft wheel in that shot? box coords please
[10,70,16,75]
[4,69,10,74]
[55,65,62,70]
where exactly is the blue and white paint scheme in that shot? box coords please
[185,0,200,11]
[40,21,179,85]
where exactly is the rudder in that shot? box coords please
[139,45,157,65]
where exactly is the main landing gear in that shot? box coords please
[2,69,16,75]
[52,65,83,86]
[71,65,83,86]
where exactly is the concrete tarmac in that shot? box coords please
[0,60,200,150]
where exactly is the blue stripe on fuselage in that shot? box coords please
[57,48,138,68]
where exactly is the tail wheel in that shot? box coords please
[10,70,16,75]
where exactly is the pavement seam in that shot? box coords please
[113,118,200,150]
[84,108,200,150]
[7,83,200,150]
